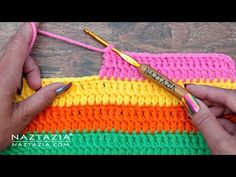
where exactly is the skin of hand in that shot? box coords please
[186,85,236,154]
[1,23,235,155]
[0,23,72,151]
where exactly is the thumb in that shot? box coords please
[190,99,232,153]
[14,82,72,127]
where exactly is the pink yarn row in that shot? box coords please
[100,49,236,81]
[29,23,236,82]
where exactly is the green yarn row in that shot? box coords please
[0,130,211,155]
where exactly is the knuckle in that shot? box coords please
[226,90,236,111]
[225,89,235,99]
[194,111,213,129]
[25,64,40,74]
[39,92,52,107]
[15,103,32,124]
[10,32,26,44]
[32,64,40,71]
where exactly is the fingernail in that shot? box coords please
[17,77,23,95]
[56,83,73,95]
[182,93,201,117]
[184,84,194,88]
[184,84,198,89]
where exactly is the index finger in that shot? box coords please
[1,23,38,79]
[186,85,236,112]
[191,99,233,154]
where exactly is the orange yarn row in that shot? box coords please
[23,104,236,134]
[23,104,194,134]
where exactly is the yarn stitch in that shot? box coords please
[1,22,236,155]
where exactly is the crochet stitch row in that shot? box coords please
[101,51,236,81]
[2,23,234,155]
[0,130,211,155]
[16,77,236,107]
[22,104,236,134]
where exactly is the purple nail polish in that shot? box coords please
[56,83,72,95]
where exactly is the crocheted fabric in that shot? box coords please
[1,32,236,155]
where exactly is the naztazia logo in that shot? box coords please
[11,133,73,147]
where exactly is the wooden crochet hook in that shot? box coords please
[84,28,201,116]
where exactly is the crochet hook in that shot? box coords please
[84,28,200,116]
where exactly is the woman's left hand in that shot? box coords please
[0,23,71,151]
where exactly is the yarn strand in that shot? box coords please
[30,22,105,53]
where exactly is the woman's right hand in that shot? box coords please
[186,85,236,154]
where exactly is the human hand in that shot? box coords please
[0,23,72,151]
[186,85,236,154]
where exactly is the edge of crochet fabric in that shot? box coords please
[1,48,236,155]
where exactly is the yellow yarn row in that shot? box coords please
[16,76,236,107]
